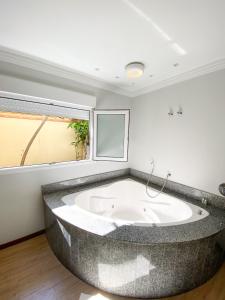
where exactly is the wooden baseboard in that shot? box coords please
[0,230,45,250]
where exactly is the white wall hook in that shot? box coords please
[177,107,183,115]
[168,108,174,116]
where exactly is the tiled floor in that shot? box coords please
[0,235,225,300]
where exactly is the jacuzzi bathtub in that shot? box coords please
[43,172,225,298]
[62,179,209,226]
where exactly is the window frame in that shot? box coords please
[93,109,130,162]
[0,91,93,173]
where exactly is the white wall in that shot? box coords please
[130,69,225,196]
[0,71,131,245]
[0,72,96,107]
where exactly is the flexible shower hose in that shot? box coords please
[146,161,171,198]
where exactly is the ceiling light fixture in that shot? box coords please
[125,62,145,78]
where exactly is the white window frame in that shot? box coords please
[0,91,93,172]
[93,110,130,162]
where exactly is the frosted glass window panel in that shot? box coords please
[93,110,129,161]
[97,114,125,158]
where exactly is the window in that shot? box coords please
[0,93,130,169]
[0,95,90,168]
[93,110,129,161]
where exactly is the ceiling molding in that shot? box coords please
[0,46,132,97]
[131,57,225,98]
[0,46,225,98]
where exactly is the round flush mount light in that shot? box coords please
[125,62,145,78]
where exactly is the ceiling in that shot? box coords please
[0,0,225,97]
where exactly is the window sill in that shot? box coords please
[0,159,95,175]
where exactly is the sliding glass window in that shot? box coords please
[0,97,90,168]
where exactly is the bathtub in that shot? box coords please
[62,179,209,227]
[43,171,225,298]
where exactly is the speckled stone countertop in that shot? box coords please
[42,169,225,245]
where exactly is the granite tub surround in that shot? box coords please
[43,169,225,298]
[130,169,225,210]
[42,168,130,194]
